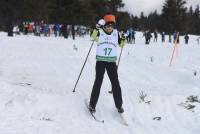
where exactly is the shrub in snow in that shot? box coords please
[139,90,151,104]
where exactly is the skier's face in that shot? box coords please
[104,24,114,33]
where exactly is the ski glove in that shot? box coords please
[119,37,127,48]
[91,29,99,42]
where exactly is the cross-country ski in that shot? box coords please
[84,99,104,123]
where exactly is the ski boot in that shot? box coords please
[117,107,124,114]
[89,105,96,113]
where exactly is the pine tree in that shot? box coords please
[147,10,161,31]
[0,0,24,35]
[193,5,200,34]
[161,0,187,34]
[186,6,194,33]
[138,12,148,31]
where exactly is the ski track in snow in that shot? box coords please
[0,32,200,134]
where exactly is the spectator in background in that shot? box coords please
[161,32,165,42]
[72,24,75,40]
[153,30,158,42]
[169,34,172,43]
[28,23,33,34]
[173,31,177,43]
[184,34,189,44]
[23,22,28,35]
[126,29,130,43]
[144,30,152,44]
[62,24,68,39]
[132,29,136,44]
[44,24,49,36]
[54,24,60,37]
[13,25,20,36]
[35,23,41,36]
[126,28,135,44]
[197,37,200,45]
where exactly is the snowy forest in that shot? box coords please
[0,0,200,34]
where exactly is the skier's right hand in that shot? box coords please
[91,29,99,42]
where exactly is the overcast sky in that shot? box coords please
[122,0,200,16]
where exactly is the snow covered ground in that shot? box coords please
[0,32,200,134]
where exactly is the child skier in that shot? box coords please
[89,13,126,114]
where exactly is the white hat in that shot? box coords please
[98,19,105,26]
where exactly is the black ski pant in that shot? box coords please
[89,61,123,109]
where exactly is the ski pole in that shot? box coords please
[73,40,95,92]
[109,47,124,94]
[117,47,124,69]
